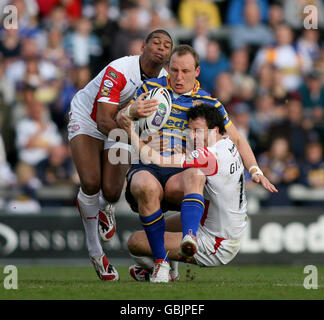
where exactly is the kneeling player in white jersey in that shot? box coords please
[68,30,173,280]
[122,104,277,281]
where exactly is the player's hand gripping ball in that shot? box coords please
[139,88,172,133]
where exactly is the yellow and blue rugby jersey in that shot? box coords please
[131,76,232,156]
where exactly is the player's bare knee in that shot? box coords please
[80,175,101,195]
[128,232,143,254]
[131,179,161,203]
[102,183,123,203]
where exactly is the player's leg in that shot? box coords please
[128,229,196,263]
[129,169,171,282]
[165,168,206,257]
[70,134,118,280]
[128,213,184,281]
[98,147,129,241]
[70,134,103,257]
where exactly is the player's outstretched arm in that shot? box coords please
[226,123,278,193]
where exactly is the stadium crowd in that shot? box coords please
[0,0,324,212]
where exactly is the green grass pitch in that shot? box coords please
[0,265,323,300]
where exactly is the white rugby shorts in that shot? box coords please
[194,226,241,267]
[67,107,131,151]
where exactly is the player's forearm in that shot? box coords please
[227,124,258,170]
[237,137,258,170]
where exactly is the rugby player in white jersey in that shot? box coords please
[67,29,173,280]
[120,103,278,281]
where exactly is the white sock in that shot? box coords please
[129,253,154,269]
[77,188,103,257]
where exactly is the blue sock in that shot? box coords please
[181,193,205,238]
[140,209,168,262]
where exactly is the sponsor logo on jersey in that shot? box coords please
[101,87,111,96]
[109,71,118,79]
[165,118,188,130]
[171,107,182,115]
[71,124,80,133]
[104,79,114,88]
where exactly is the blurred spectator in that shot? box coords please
[198,39,230,94]
[178,0,221,29]
[235,76,257,107]
[61,0,82,23]
[0,28,21,64]
[230,2,274,50]
[282,0,324,30]
[249,94,280,142]
[91,0,119,72]
[7,161,41,214]
[252,23,312,91]
[5,37,60,92]
[298,141,324,188]
[266,96,314,161]
[296,29,320,62]
[36,0,60,18]
[64,17,102,72]
[268,2,284,31]
[128,38,144,55]
[10,0,40,38]
[111,6,145,59]
[298,69,324,110]
[50,65,91,131]
[148,0,177,30]
[258,136,300,206]
[42,5,70,33]
[36,144,78,186]
[213,72,235,105]
[0,55,16,165]
[188,13,211,60]
[226,0,269,25]
[230,48,250,89]
[0,133,16,189]
[15,95,62,167]
[230,102,259,152]
[42,28,72,72]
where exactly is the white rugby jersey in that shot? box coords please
[70,55,168,122]
[182,136,248,240]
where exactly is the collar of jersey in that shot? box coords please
[166,75,200,96]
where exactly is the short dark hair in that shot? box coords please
[171,44,200,68]
[187,104,226,134]
[145,29,173,46]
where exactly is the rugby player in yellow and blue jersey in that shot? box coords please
[117,45,277,283]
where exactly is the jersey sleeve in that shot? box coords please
[181,147,218,176]
[214,99,232,129]
[97,66,127,105]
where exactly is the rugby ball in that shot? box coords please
[139,88,172,133]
